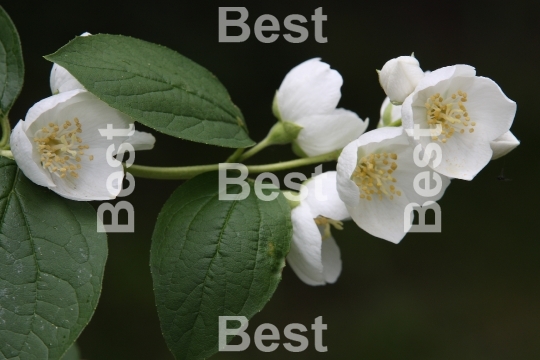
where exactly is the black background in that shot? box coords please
[2,1,539,359]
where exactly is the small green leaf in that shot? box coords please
[151,171,292,360]
[0,158,107,360]
[45,34,254,148]
[0,6,24,116]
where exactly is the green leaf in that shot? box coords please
[60,343,80,360]
[0,158,107,360]
[151,171,292,360]
[45,34,254,148]
[0,6,24,116]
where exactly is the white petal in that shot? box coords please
[51,148,121,201]
[53,93,134,149]
[320,235,341,284]
[401,94,415,130]
[287,203,325,286]
[357,126,407,149]
[303,171,350,221]
[294,109,368,156]
[490,131,519,160]
[459,77,516,141]
[346,188,411,243]
[25,89,87,129]
[390,141,451,204]
[10,121,55,188]
[276,58,342,122]
[50,64,85,94]
[431,131,493,180]
[414,65,476,93]
[125,130,156,151]
[336,138,362,209]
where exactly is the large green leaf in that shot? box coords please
[151,171,292,360]
[0,6,24,116]
[0,158,107,359]
[45,34,254,148]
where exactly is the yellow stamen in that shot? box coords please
[425,90,476,144]
[32,117,94,179]
[314,216,344,240]
[351,152,402,201]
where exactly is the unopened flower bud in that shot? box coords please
[378,55,424,105]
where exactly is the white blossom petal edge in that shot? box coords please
[274,58,368,156]
[401,65,517,180]
[10,89,155,201]
[336,127,451,243]
[287,171,349,286]
[50,63,85,94]
[490,131,519,160]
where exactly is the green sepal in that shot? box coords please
[272,90,281,120]
[266,121,303,145]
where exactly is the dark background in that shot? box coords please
[2,0,539,359]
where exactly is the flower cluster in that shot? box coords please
[280,56,518,286]
[9,51,519,287]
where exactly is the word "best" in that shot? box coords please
[219,7,327,43]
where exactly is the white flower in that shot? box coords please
[287,171,350,286]
[50,32,91,94]
[274,58,368,157]
[378,55,425,105]
[336,127,451,243]
[490,131,520,160]
[378,97,402,128]
[10,89,155,201]
[401,65,517,180]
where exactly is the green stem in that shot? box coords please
[238,135,272,162]
[237,121,303,162]
[225,148,245,163]
[246,151,340,173]
[126,163,219,180]
[0,116,11,149]
[126,150,340,180]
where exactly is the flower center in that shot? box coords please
[314,216,343,240]
[33,117,93,179]
[351,152,401,201]
[425,90,476,143]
